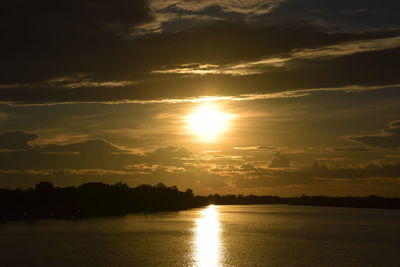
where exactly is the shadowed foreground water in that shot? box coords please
[1,205,399,266]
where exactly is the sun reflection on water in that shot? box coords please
[194,205,221,267]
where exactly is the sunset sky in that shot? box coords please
[1,0,400,196]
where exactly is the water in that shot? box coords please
[1,205,399,266]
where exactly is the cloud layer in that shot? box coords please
[0,131,399,196]
[351,120,400,149]
[1,1,399,105]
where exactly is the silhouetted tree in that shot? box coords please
[0,181,399,221]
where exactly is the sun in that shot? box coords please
[186,102,232,142]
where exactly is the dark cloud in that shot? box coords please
[230,161,400,188]
[1,19,399,104]
[1,2,399,196]
[0,131,38,150]
[0,132,137,170]
[0,132,194,172]
[307,161,400,179]
[262,0,400,31]
[42,139,122,155]
[136,0,400,35]
[325,146,371,152]
[1,0,152,84]
[350,120,400,149]
[239,163,258,171]
[0,131,211,190]
[234,146,278,151]
[146,146,192,163]
[0,131,399,194]
[269,152,291,168]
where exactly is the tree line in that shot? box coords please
[0,181,199,220]
[1,181,399,220]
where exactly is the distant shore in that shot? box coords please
[1,181,399,221]
[204,194,400,210]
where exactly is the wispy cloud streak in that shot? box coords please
[2,84,398,106]
[153,36,400,75]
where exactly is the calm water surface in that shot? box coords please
[1,205,399,266]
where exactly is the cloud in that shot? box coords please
[2,83,399,107]
[1,0,399,108]
[0,131,38,150]
[291,36,400,59]
[145,146,193,165]
[137,0,400,35]
[234,146,278,151]
[324,146,372,152]
[152,58,289,75]
[308,161,400,179]
[0,130,399,195]
[1,18,400,105]
[0,134,230,192]
[269,152,291,168]
[150,0,284,15]
[263,0,400,31]
[133,12,225,35]
[3,0,152,38]
[0,77,137,90]
[350,120,400,149]
[42,139,123,155]
[313,157,348,162]
[153,36,400,76]
[342,8,369,15]
[0,112,9,120]
[229,161,400,189]
[2,0,152,84]
[147,146,192,158]
[0,132,195,172]
[134,0,285,35]
[0,133,140,170]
